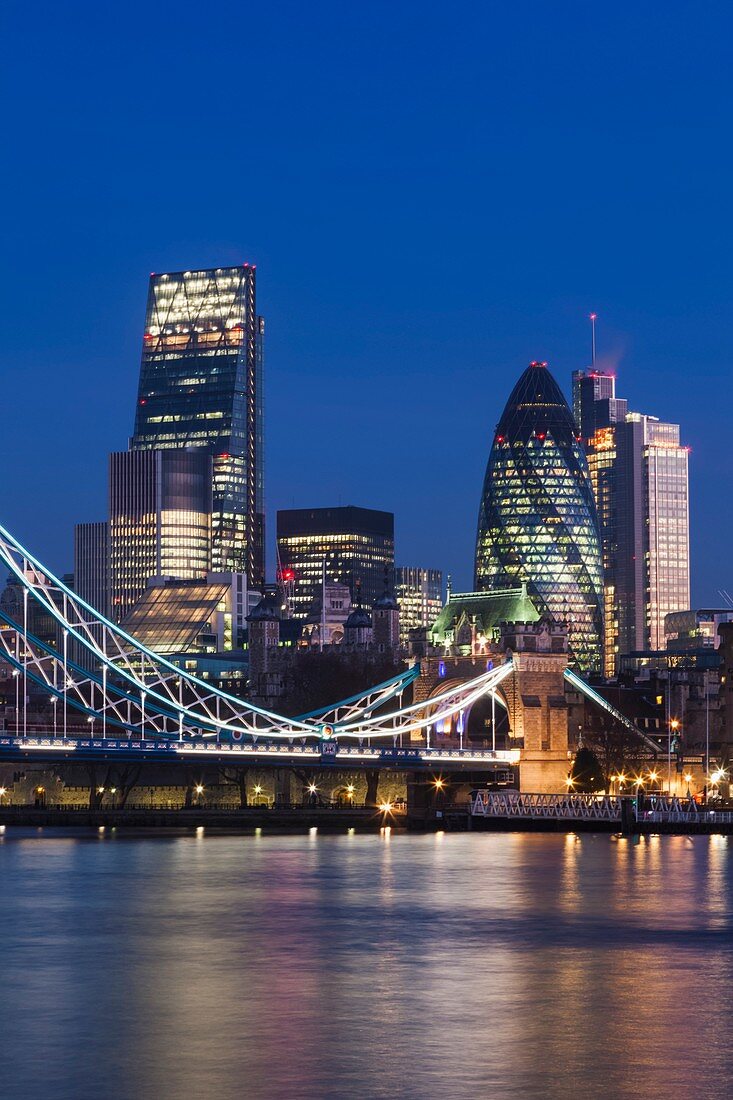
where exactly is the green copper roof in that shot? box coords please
[430,585,540,645]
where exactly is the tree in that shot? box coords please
[364,768,380,808]
[581,722,647,790]
[85,763,141,809]
[218,766,249,808]
[280,651,405,718]
[571,746,605,793]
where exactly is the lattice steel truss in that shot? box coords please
[0,522,510,745]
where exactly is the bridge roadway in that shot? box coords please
[0,731,520,773]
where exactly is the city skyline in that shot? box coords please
[2,8,732,1100]
[1,3,730,604]
[0,268,713,601]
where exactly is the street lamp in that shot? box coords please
[710,767,727,794]
[0,786,6,804]
[668,714,680,793]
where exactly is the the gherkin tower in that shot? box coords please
[475,360,603,673]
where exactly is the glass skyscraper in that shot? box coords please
[131,266,264,585]
[109,449,212,622]
[475,361,604,673]
[642,417,690,650]
[277,506,395,619]
[395,567,443,646]
[578,369,690,672]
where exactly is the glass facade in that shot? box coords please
[131,266,264,584]
[475,361,604,673]
[73,521,110,619]
[277,506,394,619]
[580,372,691,671]
[585,425,621,676]
[395,567,443,645]
[643,418,690,650]
[109,450,212,621]
[120,578,232,654]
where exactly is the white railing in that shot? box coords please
[640,796,733,825]
[470,791,622,821]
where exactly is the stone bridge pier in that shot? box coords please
[415,617,571,794]
[500,620,570,794]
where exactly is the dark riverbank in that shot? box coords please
[3,804,733,834]
[0,804,405,831]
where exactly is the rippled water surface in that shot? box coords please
[1,828,732,1099]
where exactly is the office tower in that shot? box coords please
[109,449,212,622]
[580,373,690,671]
[131,266,264,585]
[638,415,690,650]
[475,361,604,673]
[0,572,61,651]
[73,522,110,620]
[579,379,629,676]
[572,369,628,440]
[395,567,443,645]
[277,506,394,619]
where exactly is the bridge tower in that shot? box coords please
[500,619,570,793]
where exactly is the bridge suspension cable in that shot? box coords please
[564,668,662,755]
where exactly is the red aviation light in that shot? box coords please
[536,432,546,441]
[139,398,147,405]
[496,434,505,443]
[218,453,231,460]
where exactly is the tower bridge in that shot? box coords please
[0,521,659,809]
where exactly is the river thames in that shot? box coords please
[1,828,731,1099]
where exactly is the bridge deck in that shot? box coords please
[0,734,520,772]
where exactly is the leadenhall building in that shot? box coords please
[474,360,604,673]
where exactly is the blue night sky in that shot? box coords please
[0,1,730,600]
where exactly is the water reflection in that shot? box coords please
[0,830,731,1099]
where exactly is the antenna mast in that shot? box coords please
[590,313,597,367]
